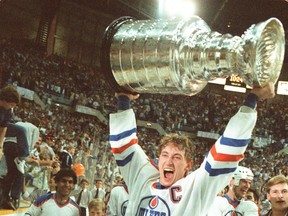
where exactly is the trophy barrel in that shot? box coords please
[101,16,136,94]
[101,16,285,95]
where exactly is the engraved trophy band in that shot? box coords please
[101,16,285,96]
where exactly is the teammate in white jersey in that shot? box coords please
[24,169,81,216]
[106,182,129,216]
[109,83,275,216]
[206,166,259,216]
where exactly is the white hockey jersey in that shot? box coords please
[109,107,257,216]
[106,184,129,216]
[24,193,80,216]
[206,194,259,216]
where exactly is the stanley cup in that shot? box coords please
[101,16,285,96]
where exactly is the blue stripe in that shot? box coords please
[116,152,134,167]
[220,136,249,147]
[205,161,237,176]
[110,128,136,142]
[34,193,53,205]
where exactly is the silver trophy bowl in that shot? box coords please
[101,16,285,96]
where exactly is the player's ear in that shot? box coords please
[184,161,192,177]
[266,192,271,201]
[185,161,192,171]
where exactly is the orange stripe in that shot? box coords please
[111,138,138,154]
[150,159,159,170]
[210,144,244,162]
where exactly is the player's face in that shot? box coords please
[267,183,288,212]
[57,177,75,198]
[246,191,255,202]
[234,179,252,199]
[158,142,191,187]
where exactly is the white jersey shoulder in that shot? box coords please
[24,193,80,216]
[207,196,259,216]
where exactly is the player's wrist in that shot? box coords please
[117,95,130,110]
[244,93,259,109]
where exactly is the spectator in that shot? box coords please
[88,198,106,216]
[40,134,56,160]
[1,120,40,210]
[263,175,288,216]
[59,145,75,169]
[0,85,21,159]
[22,174,57,202]
[73,178,92,216]
[91,178,105,200]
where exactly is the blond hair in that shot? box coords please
[265,175,288,193]
[88,198,105,212]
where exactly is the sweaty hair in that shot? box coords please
[54,168,78,185]
[158,133,194,162]
[0,85,21,104]
[265,175,288,193]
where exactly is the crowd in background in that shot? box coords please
[0,38,287,213]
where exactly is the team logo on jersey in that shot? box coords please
[150,196,158,208]
[136,195,171,216]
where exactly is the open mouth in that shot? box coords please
[164,169,174,179]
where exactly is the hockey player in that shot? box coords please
[106,180,129,216]
[109,82,275,215]
[24,169,80,216]
[206,166,259,215]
